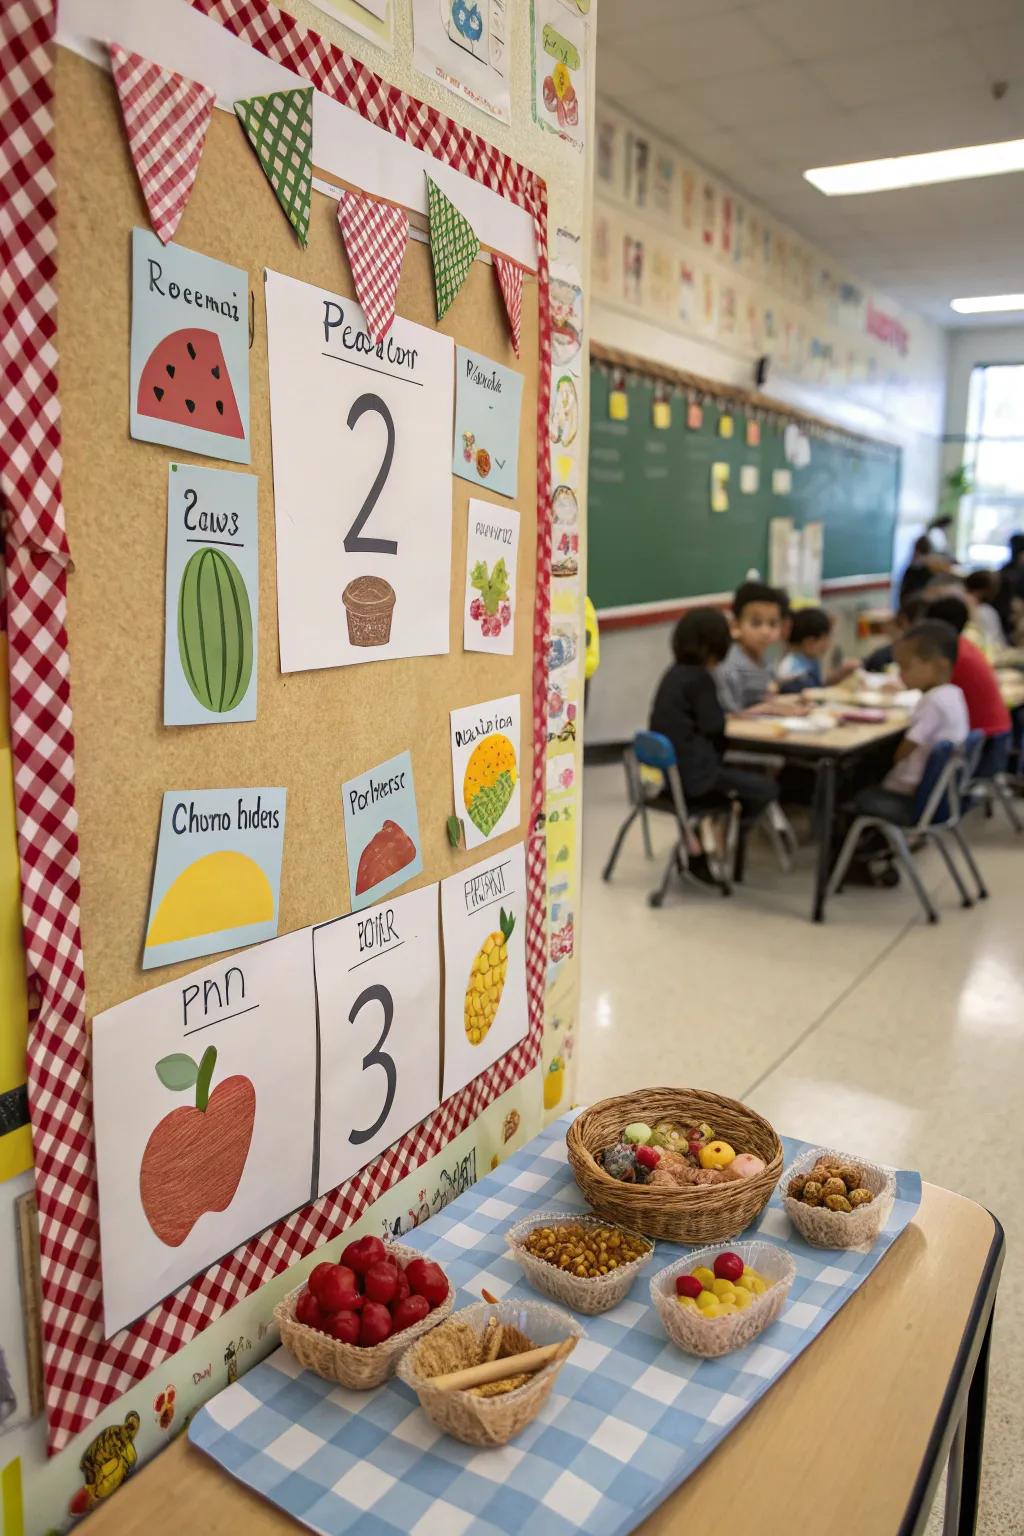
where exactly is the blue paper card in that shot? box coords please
[341,750,423,912]
[143,788,286,970]
[453,346,523,499]
[164,464,259,726]
[130,228,251,464]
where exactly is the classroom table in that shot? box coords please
[726,711,909,922]
[85,1182,1003,1536]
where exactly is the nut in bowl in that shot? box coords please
[651,1241,796,1359]
[274,1239,454,1390]
[782,1147,895,1250]
[397,1299,583,1447]
[506,1210,654,1315]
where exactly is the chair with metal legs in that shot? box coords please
[967,728,1022,835]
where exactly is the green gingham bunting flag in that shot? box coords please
[234,87,313,247]
[425,174,480,321]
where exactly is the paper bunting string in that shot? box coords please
[425,174,480,322]
[493,255,523,356]
[108,43,215,245]
[337,189,409,343]
[234,87,313,247]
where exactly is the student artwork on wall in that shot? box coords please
[264,271,454,673]
[129,230,250,463]
[453,347,523,499]
[164,465,258,726]
[464,499,519,655]
[341,750,423,911]
[531,0,587,152]
[94,928,318,1335]
[143,789,286,970]
[450,693,521,849]
[441,842,528,1100]
[411,0,510,124]
[550,273,583,371]
[312,884,441,1197]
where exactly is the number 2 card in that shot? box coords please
[313,883,440,1197]
[265,270,454,674]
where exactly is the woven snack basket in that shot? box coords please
[506,1210,654,1315]
[651,1241,795,1359]
[567,1089,783,1243]
[396,1299,583,1447]
[273,1242,454,1390]
[782,1146,895,1250]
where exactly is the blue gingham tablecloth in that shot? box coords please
[190,1113,922,1536]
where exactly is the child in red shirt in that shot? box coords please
[927,596,1011,772]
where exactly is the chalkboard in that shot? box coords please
[588,366,900,610]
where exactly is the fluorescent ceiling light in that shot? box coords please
[951,294,1024,314]
[805,137,1024,196]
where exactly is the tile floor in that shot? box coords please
[578,762,1023,1535]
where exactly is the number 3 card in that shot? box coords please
[441,842,528,1101]
[264,271,454,673]
[313,883,440,1197]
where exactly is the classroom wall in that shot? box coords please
[0,5,594,1532]
[943,323,1024,492]
[585,98,949,746]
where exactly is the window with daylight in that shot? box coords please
[961,363,1024,564]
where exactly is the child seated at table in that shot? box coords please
[926,594,1011,773]
[840,621,968,883]
[776,607,860,691]
[963,570,1006,653]
[650,608,779,843]
[862,593,928,673]
[715,581,786,712]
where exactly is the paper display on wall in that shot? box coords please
[164,464,258,726]
[264,270,454,673]
[313,884,441,1196]
[342,750,423,911]
[143,789,286,970]
[94,928,317,1335]
[129,229,250,463]
[531,0,587,152]
[453,347,523,499]
[464,500,519,655]
[450,694,521,849]
[441,842,528,1100]
[412,0,510,124]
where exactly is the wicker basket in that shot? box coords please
[566,1089,783,1244]
[781,1146,895,1250]
[274,1242,455,1390]
[651,1241,795,1359]
[506,1211,654,1315]
[396,1300,583,1446]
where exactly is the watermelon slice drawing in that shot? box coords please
[137,328,244,439]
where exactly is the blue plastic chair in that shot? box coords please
[826,736,984,923]
[601,730,738,906]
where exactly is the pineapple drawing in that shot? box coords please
[463,733,517,837]
[465,908,515,1044]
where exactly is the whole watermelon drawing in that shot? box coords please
[138,328,245,439]
[177,548,254,714]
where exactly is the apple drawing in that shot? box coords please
[139,1045,255,1247]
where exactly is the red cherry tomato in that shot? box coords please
[358,1301,393,1347]
[713,1252,744,1284]
[393,1267,411,1303]
[324,1309,360,1345]
[675,1274,704,1299]
[307,1261,337,1304]
[364,1261,399,1305]
[406,1259,449,1309]
[391,1294,430,1332]
[315,1266,363,1313]
[295,1290,325,1330]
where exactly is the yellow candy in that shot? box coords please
[732,1289,752,1310]
[700,1302,724,1318]
[716,1302,738,1315]
[749,1277,767,1295]
[676,1295,698,1310]
[712,1279,737,1300]
[695,1290,718,1311]
[735,1275,753,1291]
[692,1267,716,1290]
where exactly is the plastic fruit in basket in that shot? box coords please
[316,1265,363,1312]
[713,1252,744,1283]
[340,1235,386,1275]
[675,1274,703,1299]
[699,1140,736,1169]
[325,1311,360,1345]
[406,1258,449,1308]
[359,1302,394,1347]
[393,1295,430,1332]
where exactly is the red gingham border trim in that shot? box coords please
[6,0,551,1450]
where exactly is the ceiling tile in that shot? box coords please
[596,52,655,103]
[751,0,959,59]
[805,35,987,110]
[613,9,788,86]
[680,63,835,128]
[846,92,1024,158]
[597,0,748,41]
[966,16,1024,77]
[621,91,730,144]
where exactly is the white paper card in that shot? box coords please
[264,270,454,673]
[772,467,793,495]
[450,693,521,850]
[93,929,317,1336]
[441,843,528,1101]
[412,0,511,125]
[313,883,441,1197]
[464,499,519,656]
[739,464,759,495]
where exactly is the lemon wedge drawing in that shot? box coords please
[146,850,273,948]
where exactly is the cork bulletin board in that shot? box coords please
[5,0,552,1449]
[59,46,539,1017]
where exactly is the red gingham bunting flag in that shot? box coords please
[337,189,409,343]
[108,42,215,245]
[493,254,523,356]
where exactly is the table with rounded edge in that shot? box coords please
[86,1184,1002,1536]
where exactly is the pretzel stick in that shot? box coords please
[428,1337,576,1393]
